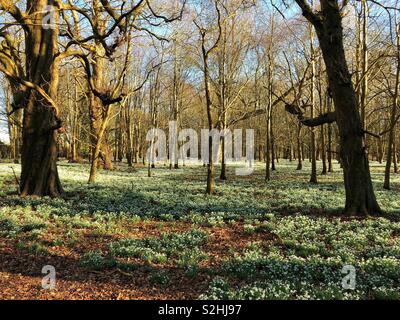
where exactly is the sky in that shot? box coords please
[0,0,394,146]
[0,131,9,144]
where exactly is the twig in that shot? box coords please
[363,130,380,139]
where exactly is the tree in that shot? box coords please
[60,0,184,183]
[294,0,382,215]
[308,23,318,183]
[0,0,64,196]
[195,0,222,195]
[264,14,276,181]
[212,0,252,180]
[383,16,400,190]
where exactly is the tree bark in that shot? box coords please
[20,0,63,197]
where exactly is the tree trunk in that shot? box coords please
[309,26,318,184]
[265,116,271,179]
[220,134,227,180]
[5,85,21,164]
[327,93,333,173]
[88,106,112,183]
[297,124,303,170]
[124,105,133,167]
[383,23,400,190]
[198,20,220,195]
[89,96,114,171]
[88,8,113,173]
[271,122,276,171]
[360,0,368,131]
[20,0,63,197]
[320,124,327,175]
[206,135,215,195]
[393,139,398,174]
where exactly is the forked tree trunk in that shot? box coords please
[88,5,113,173]
[308,0,381,215]
[88,105,112,184]
[20,0,63,197]
[89,84,113,171]
[89,97,113,170]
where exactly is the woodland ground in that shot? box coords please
[0,160,399,300]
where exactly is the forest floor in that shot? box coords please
[0,160,399,300]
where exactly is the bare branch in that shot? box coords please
[294,0,323,28]
[0,0,29,32]
[300,111,337,127]
[145,0,187,23]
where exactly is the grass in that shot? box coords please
[0,159,399,300]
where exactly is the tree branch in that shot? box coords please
[300,111,337,127]
[0,66,62,131]
[145,0,187,23]
[0,0,29,32]
[294,0,323,28]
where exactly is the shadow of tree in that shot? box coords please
[0,246,210,299]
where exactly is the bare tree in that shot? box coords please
[195,0,222,195]
[293,0,382,215]
[0,0,64,196]
[383,14,400,190]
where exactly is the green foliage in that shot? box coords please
[80,251,117,271]
[177,247,208,268]
[148,270,170,286]
[17,241,49,255]
[1,161,400,300]
[203,216,400,300]
[1,161,399,221]
[201,278,353,300]
[110,229,208,267]
[0,216,47,238]
[0,219,20,236]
